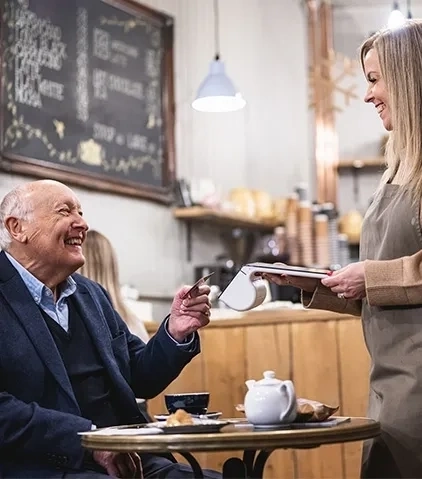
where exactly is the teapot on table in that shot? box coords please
[244,370,297,425]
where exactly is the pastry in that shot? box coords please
[165,409,194,426]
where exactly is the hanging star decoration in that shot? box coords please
[309,49,359,113]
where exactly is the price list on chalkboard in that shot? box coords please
[0,0,175,202]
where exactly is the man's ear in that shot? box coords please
[4,216,28,244]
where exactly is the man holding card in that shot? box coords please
[0,180,218,479]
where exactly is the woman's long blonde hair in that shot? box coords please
[80,230,144,337]
[360,20,422,196]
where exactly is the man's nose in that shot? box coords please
[73,214,89,231]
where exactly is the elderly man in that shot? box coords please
[0,180,219,479]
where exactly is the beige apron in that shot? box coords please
[360,182,422,478]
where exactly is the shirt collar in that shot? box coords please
[5,251,76,304]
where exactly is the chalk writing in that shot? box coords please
[93,122,115,143]
[76,7,89,122]
[111,39,138,58]
[13,3,67,108]
[93,28,110,61]
[92,68,143,100]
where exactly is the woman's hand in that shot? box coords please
[262,273,319,293]
[321,261,366,300]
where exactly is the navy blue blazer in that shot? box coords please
[0,251,200,478]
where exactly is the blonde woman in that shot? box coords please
[265,21,422,478]
[80,230,149,343]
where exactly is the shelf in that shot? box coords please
[338,157,385,169]
[173,207,282,231]
[173,207,283,262]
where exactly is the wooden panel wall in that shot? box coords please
[147,315,370,479]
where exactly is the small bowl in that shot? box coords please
[165,392,210,415]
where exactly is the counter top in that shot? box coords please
[145,308,358,332]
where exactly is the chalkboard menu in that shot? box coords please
[0,0,175,203]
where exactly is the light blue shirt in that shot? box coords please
[6,252,76,331]
[6,252,195,346]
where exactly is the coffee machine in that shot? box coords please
[194,261,237,294]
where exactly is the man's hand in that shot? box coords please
[168,284,211,342]
[92,451,143,478]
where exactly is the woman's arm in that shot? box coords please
[364,249,422,306]
[262,272,362,316]
[301,284,362,316]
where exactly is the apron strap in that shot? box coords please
[387,161,400,184]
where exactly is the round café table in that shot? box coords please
[81,417,380,478]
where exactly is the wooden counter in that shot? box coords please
[145,309,371,479]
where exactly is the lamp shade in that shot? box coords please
[192,59,246,112]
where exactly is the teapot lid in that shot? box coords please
[255,370,282,386]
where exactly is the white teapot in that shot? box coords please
[244,370,297,425]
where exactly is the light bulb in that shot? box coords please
[388,8,405,29]
[192,93,246,113]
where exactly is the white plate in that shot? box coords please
[79,427,163,436]
[146,419,229,434]
[154,411,222,421]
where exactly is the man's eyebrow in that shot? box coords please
[53,200,81,209]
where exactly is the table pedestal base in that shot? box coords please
[178,450,274,479]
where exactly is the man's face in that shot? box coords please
[21,183,89,274]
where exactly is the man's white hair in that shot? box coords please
[0,184,34,250]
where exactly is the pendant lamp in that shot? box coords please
[192,0,246,112]
[387,1,405,29]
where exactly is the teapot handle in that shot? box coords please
[279,380,297,423]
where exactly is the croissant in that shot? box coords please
[166,409,194,426]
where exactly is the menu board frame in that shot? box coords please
[0,0,176,204]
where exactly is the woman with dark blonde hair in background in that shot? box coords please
[80,230,149,343]
[265,21,422,478]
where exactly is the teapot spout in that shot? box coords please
[245,379,256,390]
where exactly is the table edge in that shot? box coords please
[81,419,380,453]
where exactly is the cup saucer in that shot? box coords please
[154,411,222,421]
[252,423,291,430]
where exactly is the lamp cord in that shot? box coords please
[214,0,220,60]
[407,0,412,18]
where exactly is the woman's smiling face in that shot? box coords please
[363,48,392,131]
